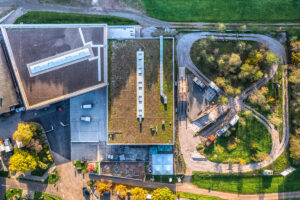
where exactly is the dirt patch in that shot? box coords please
[108,39,173,144]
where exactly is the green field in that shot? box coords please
[143,0,300,22]
[15,11,138,25]
[177,192,223,200]
[202,112,272,164]
[192,167,300,194]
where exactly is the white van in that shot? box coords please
[81,104,93,109]
[4,138,13,152]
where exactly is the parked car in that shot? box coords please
[4,138,13,152]
[205,135,216,147]
[15,107,25,113]
[216,126,228,137]
[80,116,91,122]
[56,106,63,112]
[193,77,206,89]
[81,104,93,109]
[83,187,90,196]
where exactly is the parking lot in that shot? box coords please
[0,113,23,140]
[187,74,213,121]
[21,101,71,162]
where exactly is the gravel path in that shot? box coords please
[177,32,288,173]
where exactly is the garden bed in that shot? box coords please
[6,188,23,200]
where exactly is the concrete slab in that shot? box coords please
[108,26,136,39]
[70,88,107,142]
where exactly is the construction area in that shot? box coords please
[108,39,174,144]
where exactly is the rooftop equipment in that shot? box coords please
[136,48,144,123]
[160,36,167,104]
[28,47,91,76]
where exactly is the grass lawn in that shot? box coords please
[142,0,300,22]
[192,167,300,194]
[246,66,283,139]
[14,11,138,25]
[6,188,23,200]
[202,111,272,164]
[108,39,173,144]
[44,169,59,184]
[34,192,62,200]
[177,192,223,200]
[194,150,291,176]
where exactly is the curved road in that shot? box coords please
[1,0,300,29]
[0,3,293,199]
[177,32,288,173]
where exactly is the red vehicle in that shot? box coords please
[56,106,63,112]
[205,135,216,147]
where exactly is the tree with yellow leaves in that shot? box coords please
[13,123,37,146]
[130,187,147,200]
[151,187,175,200]
[96,180,111,195]
[114,185,128,199]
[9,150,37,174]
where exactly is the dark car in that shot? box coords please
[83,187,90,196]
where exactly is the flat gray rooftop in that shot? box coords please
[70,88,107,143]
[1,24,107,109]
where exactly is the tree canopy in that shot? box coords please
[96,181,111,195]
[130,187,147,200]
[114,185,128,199]
[9,150,37,173]
[13,123,37,146]
[151,187,175,200]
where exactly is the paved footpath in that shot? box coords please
[2,163,300,200]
